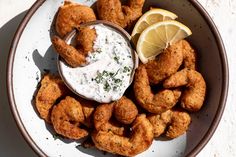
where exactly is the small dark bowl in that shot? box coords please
[57,20,139,103]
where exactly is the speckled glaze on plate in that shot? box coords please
[7,0,228,157]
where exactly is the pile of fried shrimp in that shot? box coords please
[34,0,207,156]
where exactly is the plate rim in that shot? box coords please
[7,0,47,156]
[6,0,229,157]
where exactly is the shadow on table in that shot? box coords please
[0,11,37,157]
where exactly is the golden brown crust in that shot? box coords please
[148,110,191,138]
[52,26,97,67]
[134,64,181,114]
[166,110,191,138]
[163,68,206,112]
[35,74,69,123]
[92,114,154,156]
[97,0,126,28]
[182,40,197,70]
[113,96,138,124]
[77,97,97,128]
[52,36,86,67]
[93,103,125,135]
[97,0,145,28]
[76,27,96,56]
[56,1,96,37]
[147,110,172,137]
[51,96,89,139]
[145,41,184,84]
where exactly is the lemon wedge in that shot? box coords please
[137,20,192,63]
[131,8,178,46]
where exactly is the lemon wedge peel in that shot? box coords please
[131,8,178,46]
[136,20,192,63]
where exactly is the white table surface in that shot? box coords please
[0,0,235,156]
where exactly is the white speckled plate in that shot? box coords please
[7,0,228,157]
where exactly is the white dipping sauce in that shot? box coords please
[60,24,134,103]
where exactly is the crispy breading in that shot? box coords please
[35,74,69,123]
[182,40,197,70]
[93,103,125,136]
[78,97,97,128]
[52,27,96,67]
[113,96,138,124]
[56,1,96,37]
[147,110,172,137]
[76,27,96,56]
[134,64,181,114]
[148,110,191,138]
[145,41,184,85]
[163,68,206,112]
[51,96,88,139]
[52,36,86,67]
[166,110,191,138]
[92,114,154,156]
[97,0,145,28]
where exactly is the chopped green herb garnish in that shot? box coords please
[96,48,102,53]
[102,71,109,77]
[93,69,124,92]
[95,76,102,83]
[105,38,109,43]
[104,81,111,92]
[114,79,122,83]
[114,56,120,63]
[111,69,120,78]
[113,86,118,91]
[94,71,103,83]
[123,66,131,73]
[109,72,115,77]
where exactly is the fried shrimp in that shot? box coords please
[166,110,191,138]
[97,0,145,28]
[92,114,153,156]
[145,41,184,84]
[148,110,191,138]
[182,40,197,70]
[163,68,206,112]
[113,96,138,124]
[78,97,96,128]
[36,74,69,122]
[147,110,172,137]
[52,27,96,67]
[56,1,96,37]
[134,65,181,114]
[76,27,96,56]
[93,103,125,135]
[52,36,86,67]
[51,96,89,139]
